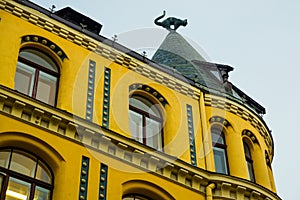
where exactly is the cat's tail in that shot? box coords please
[154,10,166,26]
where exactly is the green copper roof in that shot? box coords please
[152,30,223,90]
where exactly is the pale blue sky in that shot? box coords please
[32,0,300,199]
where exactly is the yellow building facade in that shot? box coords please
[0,0,280,199]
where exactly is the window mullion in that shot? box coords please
[29,183,35,200]
[142,115,147,145]
[32,69,39,98]
[0,175,9,199]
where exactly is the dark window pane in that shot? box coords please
[9,150,37,177]
[5,177,30,200]
[244,143,251,159]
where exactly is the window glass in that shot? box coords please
[36,71,57,105]
[146,118,162,150]
[36,161,52,184]
[9,150,36,178]
[15,49,59,106]
[129,95,163,150]
[129,96,160,117]
[5,177,30,200]
[129,110,143,143]
[247,161,255,181]
[34,186,51,200]
[211,131,224,145]
[0,150,11,168]
[19,50,57,72]
[244,142,255,181]
[213,147,228,174]
[14,63,35,96]
[0,149,53,200]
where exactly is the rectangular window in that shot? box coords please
[213,147,228,174]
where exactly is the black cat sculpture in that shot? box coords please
[154,10,188,31]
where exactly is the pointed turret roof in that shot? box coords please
[152,30,224,90]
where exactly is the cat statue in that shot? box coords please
[154,10,188,31]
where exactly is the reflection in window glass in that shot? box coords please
[15,63,35,96]
[146,118,161,150]
[36,71,57,105]
[5,177,30,200]
[14,49,59,106]
[129,110,143,143]
[36,161,52,184]
[211,128,228,174]
[0,149,53,200]
[129,95,163,150]
[0,150,11,168]
[9,151,36,178]
[213,148,228,174]
[34,186,50,200]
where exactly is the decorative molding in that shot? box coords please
[86,60,96,121]
[21,35,67,61]
[209,116,230,128]
[242,130,258,144]
[79,156,89,200]
[186,104,197,166]
[0,86,280,200]
[102,67,111,128]
[129,84,168,106]
[99,164,108,200]
[204,94,273,159]
[265,150,271,167]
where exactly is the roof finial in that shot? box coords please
[154,10,188,31]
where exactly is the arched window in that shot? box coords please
[211,128,229,174]
[0,148,53,200]
[244,142,255,182]
[129,95,163,150]
[14,49,59,106]
[123,194,153,200]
